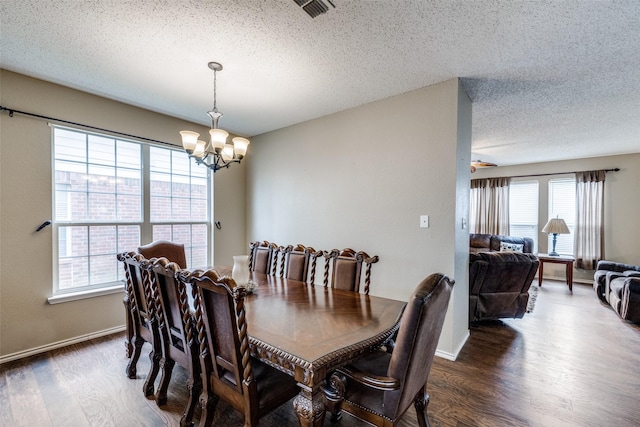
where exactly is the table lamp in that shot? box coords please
[542,217,570,256]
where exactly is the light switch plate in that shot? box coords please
[420,215,429,228]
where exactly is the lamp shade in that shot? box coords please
[232,137,250,158]
[192,140,207,159]
[180,130,200,152]
[209,128,229,151]
[542,218,570,235]
[221,143,234,161]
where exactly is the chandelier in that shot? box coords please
[180,62,250,172]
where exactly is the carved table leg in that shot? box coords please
[293,386,326,427]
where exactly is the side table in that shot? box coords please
[538,253,575,291]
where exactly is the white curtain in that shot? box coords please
[470,177,510,235]
[574,170,605,269]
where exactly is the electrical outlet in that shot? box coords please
[420,215,429,228]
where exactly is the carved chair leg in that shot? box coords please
[123,297,134,358]
[198,389,219,427]
[414,390,430,427]
[180,374,202,427]
[126,335,144,378]
[143,345,162,397]
[155,357,175,406]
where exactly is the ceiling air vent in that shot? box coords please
[294,0,335,18]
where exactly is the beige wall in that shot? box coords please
[247,79,472,358]
[473,154,640,282]
[0,70,245,359]
[8,67,633,362]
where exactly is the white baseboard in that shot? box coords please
[0,325,125,365]
[436,329,469,361]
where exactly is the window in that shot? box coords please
[548,178,576,255]
[53,127,211,296]
[509,180,539,253]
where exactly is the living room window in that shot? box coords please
[52,126,211,300]
[509,180,539,253]
[548,178,576,255]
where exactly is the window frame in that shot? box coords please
[49,125,212,303]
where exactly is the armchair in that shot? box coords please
[469,251,539,322]
[323,273,454,427]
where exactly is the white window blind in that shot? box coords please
[548,178,576,255]
[509,180,539,253]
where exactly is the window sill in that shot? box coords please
[47,283,125,305]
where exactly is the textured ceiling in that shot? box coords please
[1,0,639,166]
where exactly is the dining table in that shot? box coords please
[236,271,407,427]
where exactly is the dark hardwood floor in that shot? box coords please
[2,280,639,426]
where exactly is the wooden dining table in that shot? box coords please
[238,271,407,427]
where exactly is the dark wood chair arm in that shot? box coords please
[338,365,400,391]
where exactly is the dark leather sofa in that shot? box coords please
[593,261,640,323]
[470,233,534,254]
[468,234,539,322]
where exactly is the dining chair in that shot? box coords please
[122,240,187,362]
[138,239,187,268]
[183,268,300,427]
[143,257,200,427]
[280,244,317,282]
[323,248,379,294]
[248,240,277,274]
[117,252,162,398]
[323,273,454,427]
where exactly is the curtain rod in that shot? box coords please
[0,105,179,148]
[504,168,620,179]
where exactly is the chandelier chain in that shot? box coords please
[212,69,218,113]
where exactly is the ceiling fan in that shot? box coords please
[470,160,497,173]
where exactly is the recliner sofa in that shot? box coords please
[593,261,640,323]
[469,251,539,322]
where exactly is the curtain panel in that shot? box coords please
[470,177,511,235]
[574,170,606,269]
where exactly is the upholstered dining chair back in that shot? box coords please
[138,240,187,269]
[282,244,313,282]
[324,273,454,426]
[248,240,276,274]
[117,252,161,398]
[185,269,299,426]
[144,257,200,425]
[324,248,379,294]
[324,248,363,292]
